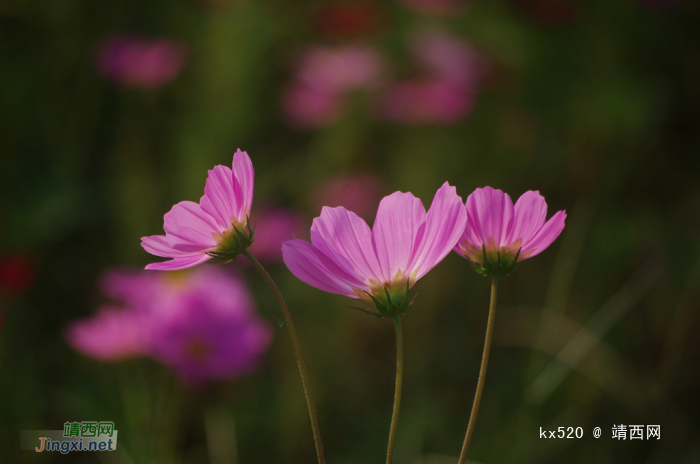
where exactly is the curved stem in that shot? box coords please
[458,276,498,464]
[387,314,405,464]
[242,249,325,464]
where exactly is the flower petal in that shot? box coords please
[455,208,483,257]
[507,191,547,248]
[465,186,514,248]
[231,149,254,223]
[521,210,566,259]
[65,306,151,361]
[282,239,366,298]
[163,201,219,252]
[145,254,212,271]
[372,191,426,282]
[141,235,199,258]
[409,182,467,279]
[310,206,383,284]
[200,165,236,231]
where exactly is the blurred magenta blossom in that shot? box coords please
[66,267,273,383]
[454,186,566,276]
[381,79,472,124]
[409,30,484,86]
[142,149,254,270]
[96,35,187,88]
[282,85,343,129]
[311,173,385,221]
[282,182,466,313]
[381,30,484,124]
[65,306,152,361]
[283,45,383,128]
[247,208,305,263]
[295,46,384,93]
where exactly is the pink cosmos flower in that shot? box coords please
[282,182,466,314]
[96,35,188,89]
[65,268,177,362]
[65,267,273,383]
[65,306,153,361]
[65,268,165,361]
[146,268,273,383]
[141,149,254,270]
[454,187,566,276]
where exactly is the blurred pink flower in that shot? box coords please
[142,149,254,270]
[398,0,466,16]
[296,45,383,94]
[282,84,342,129]
[99,267,164,310]
[66,267,273,383]
[96,35,187,88]
[66,306,153,361]
[311,174,384,221]
[454,187,566,276]
[381,79,473,124]
[147,267,272,383]
[409,30,484,86]
[282,182,466,313]
[247,208,305,263]
[283,45,383,128]
[380,31,483,124]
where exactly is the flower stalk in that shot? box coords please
[386,314,404,464]
[241,249,325,464]
[458,276,498,464]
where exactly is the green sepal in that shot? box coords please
[358,280,416,318]
[206,216,256,262]
[469,244,520,277]
[348,306,384,318]
[409,279,431,307]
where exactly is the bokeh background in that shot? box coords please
[2,0,699,462]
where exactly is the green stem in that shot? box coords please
[242,249,325,464]
[458,276,498,464]
[386,314,404,464]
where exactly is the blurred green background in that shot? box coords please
[2,0,699,462]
